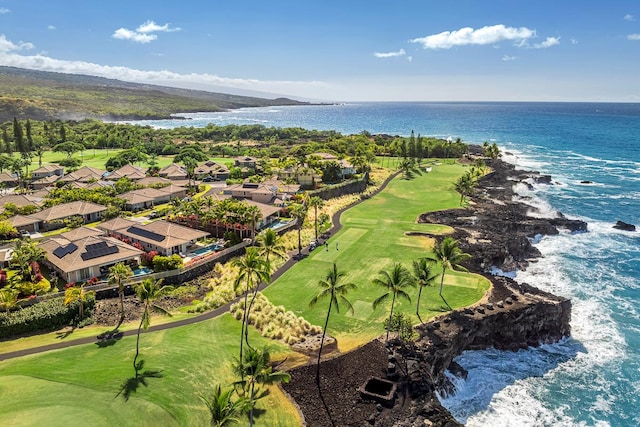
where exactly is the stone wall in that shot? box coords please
[307,174,368,200]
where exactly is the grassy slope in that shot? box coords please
[264,162,490,350]
[0,161,490,425]
[0,314,300,427]
[0,66,304,122]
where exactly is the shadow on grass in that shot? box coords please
[95,329,124,348]
[55,326,75,340]
[115,359,163,402]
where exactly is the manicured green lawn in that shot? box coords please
[30,149,177,171]
[0,314,300,427]
[264,163,490,350]
[0,161,490,426]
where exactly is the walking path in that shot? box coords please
[0,170,401,362]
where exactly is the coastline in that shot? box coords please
[283,156,585,426]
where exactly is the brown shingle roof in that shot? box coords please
[121,220,209,249]
[30,201,107,222]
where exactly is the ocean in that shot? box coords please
[131,102,640,426]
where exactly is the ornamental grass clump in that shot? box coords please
[230,292,321,345]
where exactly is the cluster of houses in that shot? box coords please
[1,153,356,285]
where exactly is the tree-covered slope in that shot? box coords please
[0,66,306,122]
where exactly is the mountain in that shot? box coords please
[0,66,308,123]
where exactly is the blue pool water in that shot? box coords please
[132,267,153,276]
[191,244,223,256]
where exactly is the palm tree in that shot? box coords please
[412,258,438,323]
[232,247,271,368]
[244,205,262,243]
[132,278,173,373]
[201,384,249,427]
[108,262,134,326]
[233,346,291,427]
[308,196,324,243]
[372,263,415,343]
[0,288,21,313]
[429,237,471,308]
[63,284,96,321]
[256,228,288,272]
[288,203,308,257]
[309,263,357,384]
[454,172,477,205]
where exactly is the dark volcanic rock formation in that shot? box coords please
[613,221,636,232]
[283,157,578,426]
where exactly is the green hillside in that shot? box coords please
[0,66,306,122]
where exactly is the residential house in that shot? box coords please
[312,152,356,178]
[98,218,209,256]
[30,174,60,190]
[31,164,64,180]
[159,163,188,181]
[0,172,18,189]
[39,235,144,283]
[0,194,44,216]
[224,182,277,204]
[29,201,108,231]
[7,214,40,233]
[195,160,230,181]
[104,164,147,181]
[57,166,106,185]
[234,156,258,169]
[120,186,185,211]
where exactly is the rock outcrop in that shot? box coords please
[613,221,636,232]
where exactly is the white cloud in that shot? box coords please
[571,38,579,45]
[0,35,326,97]
[624,14,635,21]
[0,8,10,14]
[407,56,413,62]
[112,28,157,44]
[373,49,406,58]
[530,36,560,49]
[628,34,640,40]
[113,21,180,44]
[136,21,180,33]
[48,25,56,30]
[0,35,34,53]
[502,54,517,61]
[410,24,536,49]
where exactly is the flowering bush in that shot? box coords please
[87,277,99,285]
[0,269,7,286]
[64,282,76,290]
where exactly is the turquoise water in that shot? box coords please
[131,103,640,426]
[265,219,293,230]
[132,266,152,276]
[191,244,222,256]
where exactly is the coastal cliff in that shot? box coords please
[283,158,582,426]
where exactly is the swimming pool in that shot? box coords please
[265,219,293,230]
[132,267,153,276]
[191,244,223,256]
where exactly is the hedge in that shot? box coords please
[0,296,95,339]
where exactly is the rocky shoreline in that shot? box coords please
[283,157,585,426]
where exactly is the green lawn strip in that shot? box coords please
[30,149,176,170]
[0,314,300,427]
[0,312,197,356]
[264,163,491,350]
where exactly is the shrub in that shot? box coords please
[229,293,321,345]
[0,296,95,339]
[15,278,51,298]
[152,254,183,271]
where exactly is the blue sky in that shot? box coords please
[0,1,639,102]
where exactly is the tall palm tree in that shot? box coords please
[201,384,249,427]
[308,196,324,243]
[412,258,438,323]
[288,203,308,257]
[232,247,271,368]
[372,263,415,343]
[132,278,173,373]
[108,262,134,326]
[63,284,96,321]
[256,228,288,272]
[309,263,356,384]
[454,172,477,205]
[233,346,290,427]
[429,237,471,308]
